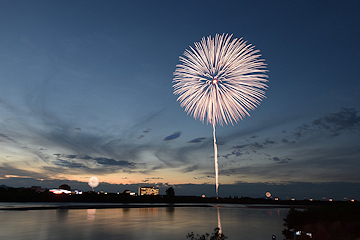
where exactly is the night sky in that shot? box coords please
[1,0,359,200]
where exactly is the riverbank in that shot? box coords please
[1,190,353,207]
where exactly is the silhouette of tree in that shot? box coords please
[59,184,71,191]
[166,187,175,197]
[123,189,131,195]
[186,228,227,240]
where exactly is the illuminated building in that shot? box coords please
[138,187,159,196]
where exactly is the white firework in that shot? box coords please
[88,176,99,191]
[173,33,268,197]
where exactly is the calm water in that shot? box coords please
[0,203,289,240]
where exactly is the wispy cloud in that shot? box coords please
[188,137,206,143]
[163,131,181,141]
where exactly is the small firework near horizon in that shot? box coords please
[173,33,268,197]
[88,176,99,191]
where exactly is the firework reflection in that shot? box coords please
[87,209,96,221]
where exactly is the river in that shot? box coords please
[0,203,289,240]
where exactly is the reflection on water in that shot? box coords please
[217,206,222,235]
[87,209,96,221]
[0,205,289,240]
[56,208,69,221]
[166,206,175,214]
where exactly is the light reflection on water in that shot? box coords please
[0,204,289,240]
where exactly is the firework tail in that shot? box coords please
[213,120,219,198]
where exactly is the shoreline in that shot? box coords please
[0,202,313,211]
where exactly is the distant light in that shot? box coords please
[74,190,83,195]
[49,189,71,195]
[329,198,333,201]
[291,198,295,201]
[351,199,355,202]
[274,197,279,201]
[295,231,301,235]
[117,192,119,194]
[104,192,107,194]
[202,195,205,198]
[265,192,271,198]
[309,198,313,201]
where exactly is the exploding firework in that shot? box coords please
[173,33,268,197]
[88,176,99,191]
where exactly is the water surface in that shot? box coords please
[0,203,289,239]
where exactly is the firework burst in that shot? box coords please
[173,33,268,197]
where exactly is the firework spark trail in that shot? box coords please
[213,120,219,196]
[173,33,268,197]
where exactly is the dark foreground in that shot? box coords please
[283,202,360,240]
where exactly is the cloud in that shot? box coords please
[53,154,136,168]
[0,99,167,169]
[222,149,244,159]
[250,142,264,149]
[53,159,87,168]
[0,133,18,145]
[183,164,198,173]
[143,129,151,134]
[0,163,51,180]
[272,157,291,164]
[281,138,295,144]
[233,144,248,149]
[193,175,215,180]
[94,157,135,167]
[188,137,206,143]
[292,108,360,139]
[263,139,276,145]
[312,108,360,136]
[163,131,181,141]
[137,128,152,139]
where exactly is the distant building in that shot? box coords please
[138,186,159,196]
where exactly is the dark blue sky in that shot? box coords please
[0,0,359,200]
